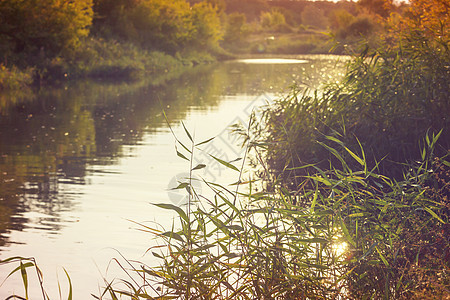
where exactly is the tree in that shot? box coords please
[130,0,196,52]
[402,0,449,41]
[300,4,328,29]
[0,0,93,65]
[358,0,394,18]
[260,9,286,30]
[224,12,247,42]
[191,2,224,49]
[329,9,355,31]
[94,0,223,53]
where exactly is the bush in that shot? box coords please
[0,65,33,91]
[337,16,375,39]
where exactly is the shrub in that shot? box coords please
[0,65,33,91]
[337,16,376,39]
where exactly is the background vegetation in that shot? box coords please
[1,0,411,92]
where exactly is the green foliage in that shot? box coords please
[224,0,269,22]
[133,0,194,52]
[92,0,223,54]
[337,16,376,39]
[72,37,184,80]
[358,0,394,18]
[261,34,330,54]
[223,12,248,43]
[190,2,224,50]
[260,9,287,31]
[0,0,93,65]
[98,118,449,299]
[329,9,356,31]
[0,65,33,91]
[329,9,378,42]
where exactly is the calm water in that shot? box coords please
[0,55,347,298]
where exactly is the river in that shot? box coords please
[0,55,347,298]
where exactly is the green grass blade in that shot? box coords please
[423,207,445,224]
[153,203,188,223]
[195,137,215,146]
[20,261,29,300]
[339,217,356,247]
[209,155,240,172]
[176,149,189,161]
[192,164,206,171]
[376,247,390,267]
[171,182,189,190]
[181,121,193,142]
[63,268,72,300]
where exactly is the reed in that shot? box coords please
[97,118,448,299]
[1,117,447,299]
[0,256,72,300]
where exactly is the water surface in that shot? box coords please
[0,55,347,298]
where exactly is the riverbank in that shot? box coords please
[0,38,223,92]
[223,31,335,55]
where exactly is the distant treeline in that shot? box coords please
[0,0,223,67]
[0,0,409,88]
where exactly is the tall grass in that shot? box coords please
[97,117,448,299]
[2,121,448,299]
[0,256,72,300]
[253,28,449,184]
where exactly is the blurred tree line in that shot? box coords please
[0,0,223,69]
[0,0,421,83]
[221,0,408,46]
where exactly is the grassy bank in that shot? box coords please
[94,123,448,299]
[2,127,448,299]
[0,37,220,92]
[222,31,334,55]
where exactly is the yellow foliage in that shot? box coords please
[391,0,449,41]
[0,0,93,59]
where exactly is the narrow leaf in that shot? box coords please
[64,268,73,300]
[152,203,188,223]
[423,207,445,224]
[192,164,206,171]
[195,137,214,146]
[310,186,318,212]
[161,231,184,242]
[182,122,193,142]
[171,182,189,190]
[359,241,379,261]
[376,247,390,267]
[344,146,364,166]
[20,261,28,299]
[297,237,329,243]
[340,217,356,247]
[209,155,240,172]
[176,150,189,161]
[152,252,163,259]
